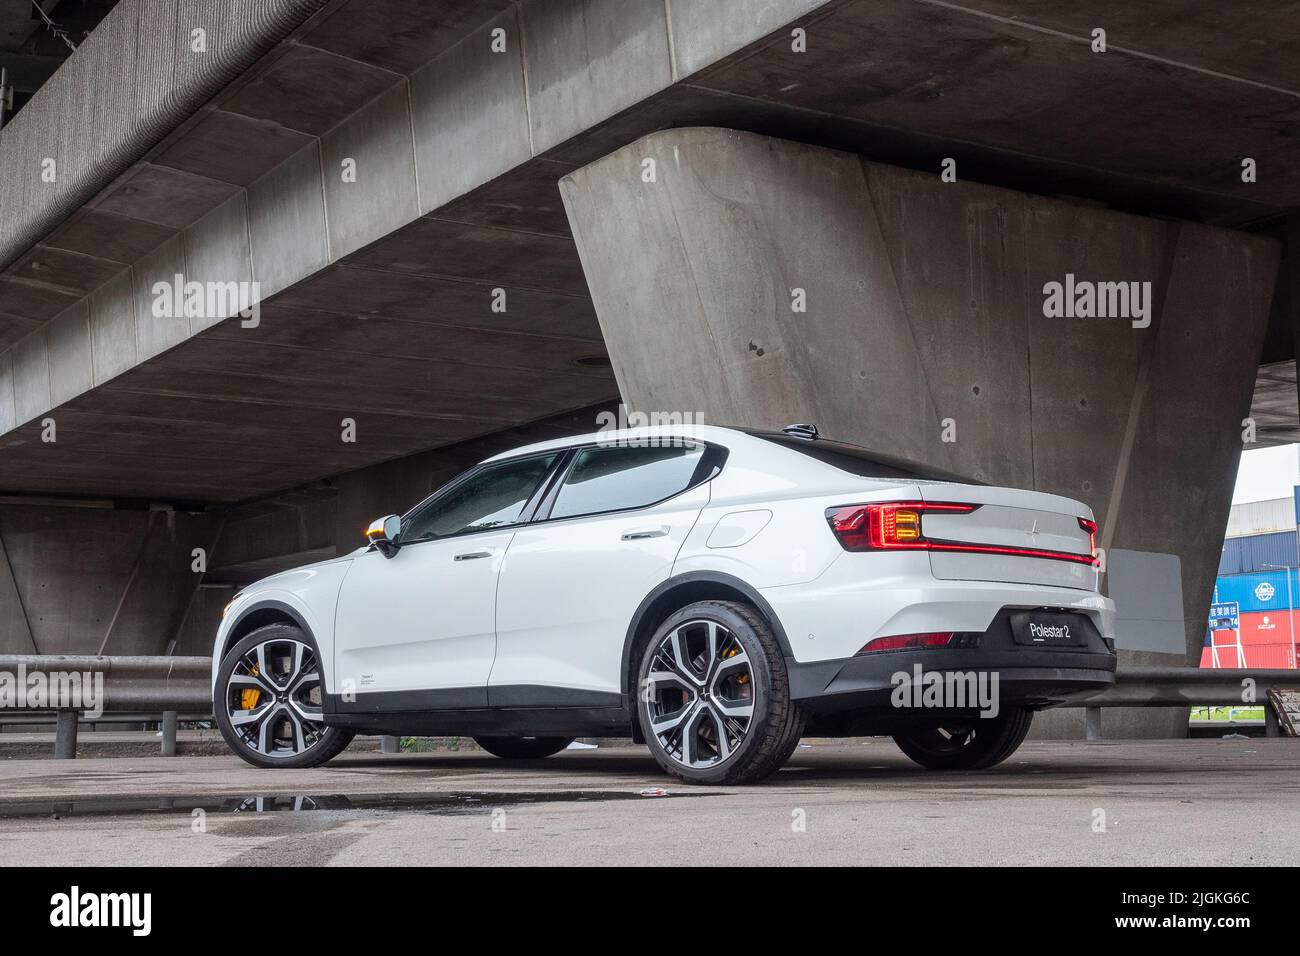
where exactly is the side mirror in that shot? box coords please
[365,514,401,558]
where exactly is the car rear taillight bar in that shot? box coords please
[825,501,1099,566]
[856,632,955,654]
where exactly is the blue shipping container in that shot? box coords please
[1218,529,1298,575]
[1213,569,1300,614]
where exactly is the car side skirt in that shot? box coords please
[323,705,630,738]
[323,684,629,737]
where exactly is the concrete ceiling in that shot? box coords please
[0,182,615,500]
[0,0,1296,504]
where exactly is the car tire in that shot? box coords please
[636,600,804,785]
[473,736,574,759]
[215,624,354,769]
[892,707,1033,770]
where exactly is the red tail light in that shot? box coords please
[1078,517,1098,560]
[825,501,1099,566]
[856,632,954,655]
[826,501,975,551]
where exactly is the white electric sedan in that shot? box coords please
[212,424,1116,784]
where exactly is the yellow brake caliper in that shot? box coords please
[240,664,262,710]
[726,646,749,685]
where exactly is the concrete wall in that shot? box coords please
[560,128,1282,737]
[0,502,217,656]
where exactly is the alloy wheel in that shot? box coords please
[224,638,326,758]
[643,619,755,769]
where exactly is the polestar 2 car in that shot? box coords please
[212,423,1116,784]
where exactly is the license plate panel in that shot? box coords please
[1010,611,1087,647]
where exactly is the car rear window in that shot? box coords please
[550,441,706,519]
[749,432,975,483]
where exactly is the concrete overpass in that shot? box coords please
[0,0,1295,741]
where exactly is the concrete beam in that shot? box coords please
[560,127,1281,735]
[0,0,331,269]
[6,0,817,499]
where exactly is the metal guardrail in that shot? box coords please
[1066,667,1300,739]
[0,655,211,758]
[1,657,1296,757]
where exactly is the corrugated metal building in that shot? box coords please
[1225,496,1296,538]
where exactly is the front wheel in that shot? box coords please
[215,624,354,769]
[636,600,804,785]
[473,736,573,759]
[892,707,1033,770]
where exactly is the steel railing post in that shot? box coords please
[54,710,79,758]
[161,710,178,756]
[1085,705,1102,741]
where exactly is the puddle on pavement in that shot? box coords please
[0,789,715,820]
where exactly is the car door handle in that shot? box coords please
[621,526,669,540]
[453,550,493,561]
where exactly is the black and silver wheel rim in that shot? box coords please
[643,620,755,769]
[224,639,325,758]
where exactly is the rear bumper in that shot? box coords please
[788,607,1117,718]
[761,550,1116,664]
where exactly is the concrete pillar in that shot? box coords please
[561,128,1281,738]
[381,735,401,754]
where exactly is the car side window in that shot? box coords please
[399,453,559,543]
[549,442,705,520]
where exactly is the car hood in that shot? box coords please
[238,550,362,596]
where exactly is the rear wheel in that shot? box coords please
[473,736,573,759]
[636,600,803,785]
[892,707,1032,770]
[215,624,354,769]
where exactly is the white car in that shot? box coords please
[212,424,1116,784]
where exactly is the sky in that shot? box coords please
[1233,443,1299,505]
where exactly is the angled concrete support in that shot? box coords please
[561,128,1281,737]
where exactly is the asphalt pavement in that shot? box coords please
[0,738,1294,866]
